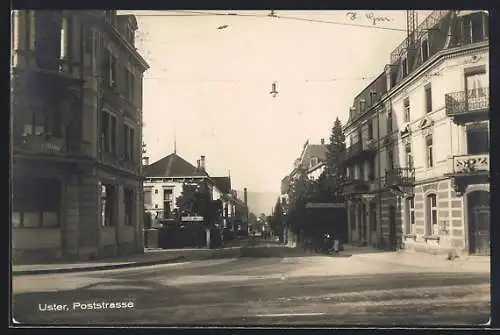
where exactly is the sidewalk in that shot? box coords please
[341,245,491,273]
[12,246,242,276]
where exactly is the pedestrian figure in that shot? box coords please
[333,236,340,255]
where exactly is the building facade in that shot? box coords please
[143,153,240,230]
[342,10,489,256]
[11,10,149,262]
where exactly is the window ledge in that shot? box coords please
[423,235,440,242]
[404,233,417,241]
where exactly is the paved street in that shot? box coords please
[12,246,490,326]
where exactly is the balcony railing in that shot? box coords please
[14,135,92,157]
[385,168,415,187]
[345,140,377,163]
[452,154,489,174]
[445,89,489,117]
[346,141,363,160]
[341,176,370,194]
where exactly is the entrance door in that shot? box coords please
[388,205,397,250]
[468,191,490,255]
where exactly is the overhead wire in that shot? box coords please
[133,10,410,32]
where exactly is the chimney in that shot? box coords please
[200,155,206,170]
[320,138,325,145]
[197,159,200,169]
[243,188,248,206]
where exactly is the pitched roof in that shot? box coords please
[144,153,208,177]
[212,177,232,194]
[301,144,327,163]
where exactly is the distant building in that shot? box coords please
[143,153,240,230]
[11,10,149,262]
[342,10,489,256]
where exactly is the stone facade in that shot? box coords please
[11,11,149,263]
[342,11,489,256]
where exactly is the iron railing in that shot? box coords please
[385,167,416,187]
[445,89,489,116]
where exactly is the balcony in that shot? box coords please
[14,135,92,158]
[385,168,415,188]
[344,140,377,164]
[451,154,489,175]
[341,176,370,195]
[445,89,489,124]
[448,154,489,196]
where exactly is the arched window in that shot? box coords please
[425,194,438,235]
[405,196,415,235]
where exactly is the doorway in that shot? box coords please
[388,205,397,250]
[360,204,367,245]
[467,190,490,255]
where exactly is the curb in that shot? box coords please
[12,256,187,276]
[12,246,245,276]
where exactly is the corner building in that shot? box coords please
[11,10,149,262]
[342,10,489,256]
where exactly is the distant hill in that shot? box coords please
[236,190,280,217]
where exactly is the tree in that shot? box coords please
[270,198,284,237]
[322,117,347,197]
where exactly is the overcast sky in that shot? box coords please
[123,10,433,193]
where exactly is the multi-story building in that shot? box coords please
[342,10,489,256]
[11,10,149,262]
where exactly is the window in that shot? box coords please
[421,39,429,62]
[367,119,373,140]
[406,145,414,169]
[425,135,433,167]
[101,111,117,155]
[163,189,173,201]
[12,179,61,228]
[467,123,489,154]
[310,157,318,168]
[387,109,393,134]
[359,99,366,113]
[124,188,134,226]
[387,149,394,171]
[154,189,158,194]
[462,12,487,44]
[124,69,135,102]
[60,15,68,60]
[129,127,135,162]
[405,196,415,235]
[425,84,433,113]
[26,11,36,51]
[101,184,116,227]
[144,189,152,205]
[84,28,94,54]
[110,115,116,154]
[368,158,375,181]
[369,91,378,105]
[465,69,488,105]
[403,98,410,122]
[101,111,109,152]
[123,124,129,159]
[425,194,437,235]
[370,203,377,231]
[401,57,408,77]
[103,49,116,88]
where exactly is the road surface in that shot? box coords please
[12,246,490,326]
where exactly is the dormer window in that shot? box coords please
[126,23,135,45]
[359,99,366,113]
[349,107,356,119]
[401,56,408,78]
[310,157,318,168]
[421,39,429,62]
[369,91,377,105]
